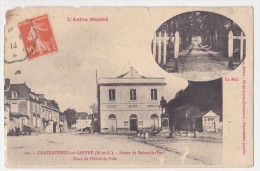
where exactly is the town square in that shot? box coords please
[6,132,222,167]
[4,66,223,167]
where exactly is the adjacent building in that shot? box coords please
[4,100,11,135]
[75,112,92,131]
[98,67,167,132]
[202,110,221,132]
[167,79,223,132]
[40,97,60,133]
[4,78,60,134]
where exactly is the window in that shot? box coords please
[151,89,157,100]
[109,89,116,100]
[151,114,158,119]
[12,91,17,98]
[49,112,52,120]
[130,89,136,100]
[129,114,137,119]
[11,103,18,113]
[108,114,116,119]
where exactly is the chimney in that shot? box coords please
[4,78,10,90]
[38,94,44,99]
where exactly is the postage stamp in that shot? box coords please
[18,14,57,60]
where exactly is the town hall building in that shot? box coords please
[98,67,167,132]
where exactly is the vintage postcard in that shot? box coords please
[3,7,253,168]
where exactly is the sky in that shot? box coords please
[5,53,188,113]
[4,7,188,113]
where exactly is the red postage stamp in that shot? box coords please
[18,14,58,60]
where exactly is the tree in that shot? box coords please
[167,78,223,138]
[89,103,99,133]
[89,103,98,119]
[158,11,244,53]
[63,108,76,128]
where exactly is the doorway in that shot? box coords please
[108,114,117,132]
[53,122,57,133]
[207,118,216,132]
[129,114,138,131]
[151,114,159,131]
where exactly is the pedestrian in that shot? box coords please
[17,126,21,136]
[15,126,20,136]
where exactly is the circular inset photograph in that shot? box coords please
[151,11,246,81]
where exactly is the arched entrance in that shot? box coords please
[108,114,117,132]
[129,114,138,131]
[151,114,159,131]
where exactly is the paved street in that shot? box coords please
[6,133,203,168]
[177,44,230,81]
[131,132,222,165]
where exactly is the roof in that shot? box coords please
[99,67,166,85]
[39,97,59,111]
[4,83,31,99]
[117,67,145,79]
[202,110,220,118]
[5,83,40,102]
[76,112,89,120]
[46,100,59,110]
[5,79,60,111]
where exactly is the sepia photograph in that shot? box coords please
[151,11,246,81]
[2,6,253,168]
[4,66,223,166]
